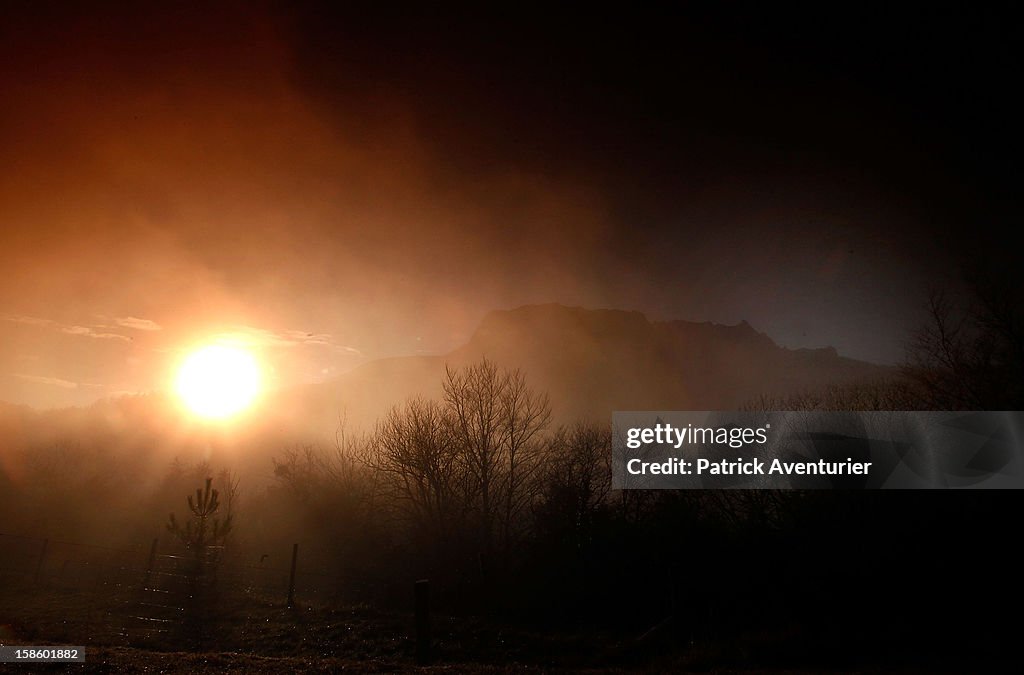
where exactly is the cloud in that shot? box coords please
[60,325,130,341]
[114,316,162,331]
[91,332,133,341]
[280,329,332,346]
[213,326,363,356]
[13,373,103,389]
[0,313,52,327]
[1,313,131,341]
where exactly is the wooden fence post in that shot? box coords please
[286,543,298,608]
[415,579,431,664]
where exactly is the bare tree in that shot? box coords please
[535,423,611,544]
[357,359,552,569]
[443,358,552,556]
[743,379,921,412]
[444,358,504,553]
[215,468,240,544]
[272,445,324,504]
[905,275,1023,409]
[364,397,465,544]
[497,368,551,551]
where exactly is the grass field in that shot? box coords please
[0,581,986,673]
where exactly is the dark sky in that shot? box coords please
[1,2,1020,407]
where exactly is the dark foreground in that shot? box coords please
[24,647,957,674]
[1,584,1015,674]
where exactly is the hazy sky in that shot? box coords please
[1,3,1019,408]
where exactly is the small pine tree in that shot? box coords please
[167,477,233,572]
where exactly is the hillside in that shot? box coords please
[291,304,891,428]
[0,305,892,472]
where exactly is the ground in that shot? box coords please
[0,583,976,673]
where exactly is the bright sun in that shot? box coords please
[175,344,262,419]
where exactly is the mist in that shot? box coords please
[4,4,1010,409]
[1,3,1021,671]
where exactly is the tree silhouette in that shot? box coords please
[167,477,233,572]
[362,358,552,571]
[365,397,464,547]
[443,358,550,557]
[905,270,1023,409]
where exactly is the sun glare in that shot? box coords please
[175,344,261,419]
